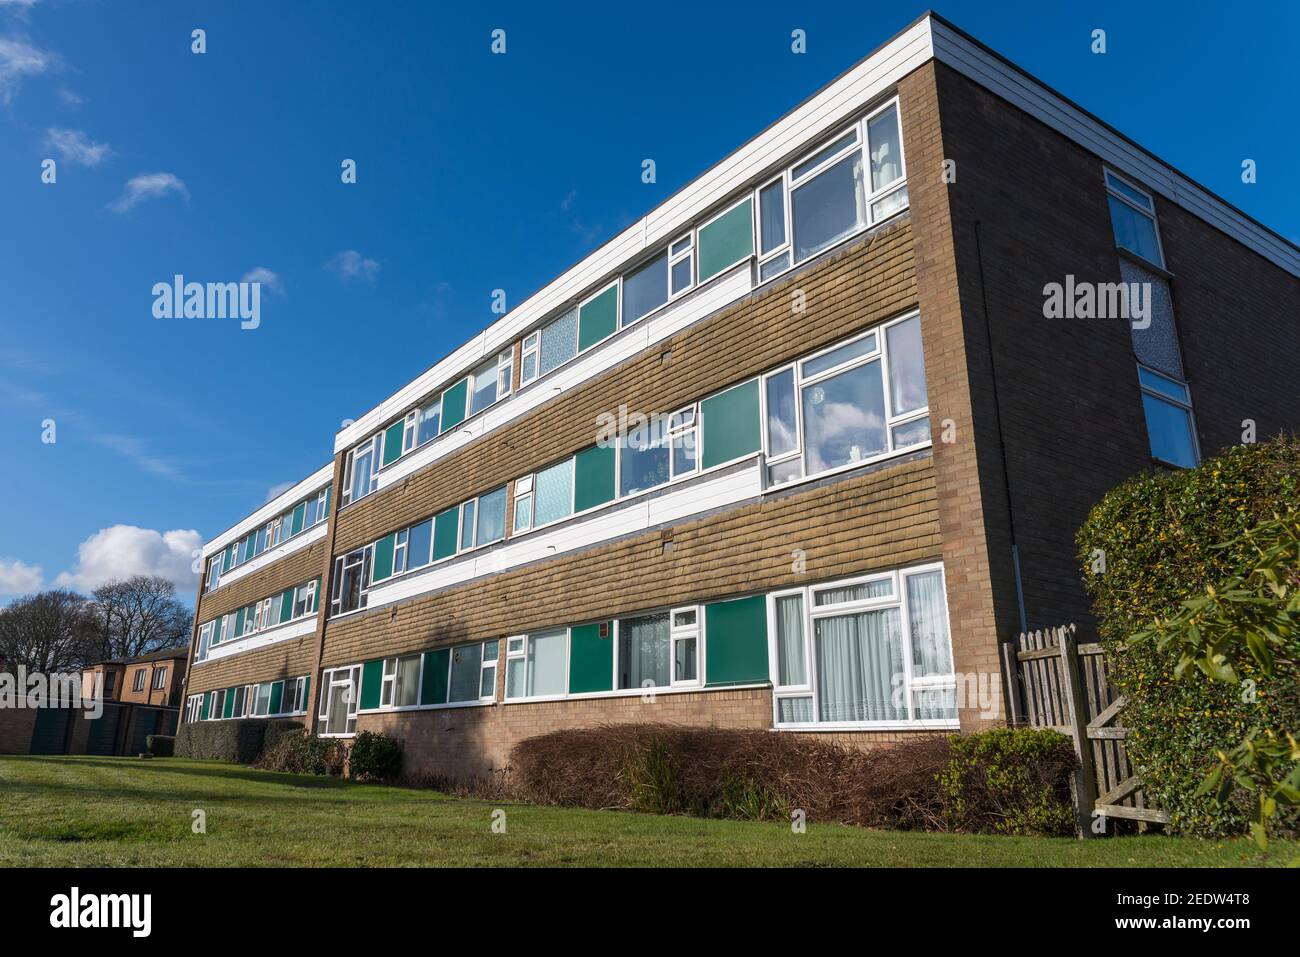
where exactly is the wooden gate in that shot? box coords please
[1001,624,1168,833]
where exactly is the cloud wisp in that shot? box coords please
[0,33,56,103]
[45,127,111,167]
[109,172,189,213]
[325,249,380,283]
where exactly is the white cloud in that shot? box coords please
[57,87,81,107]
[45,127,110,167]
[242,266,285,297]
[109,172,189,213]
[325,249,380,283]
[264,480,295,503]
[0,558,43,596]
[0,1,43,9]
[54,525,201,595]
[0,34,55,103]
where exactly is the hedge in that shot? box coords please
[1076,436,1300,837]
[145,734,174,758]
[510,723,1077,835]
[176,719,273,763]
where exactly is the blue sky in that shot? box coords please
[1,0,1296,607]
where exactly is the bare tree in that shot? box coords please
[89,575,193,661]
[0,590,99,673]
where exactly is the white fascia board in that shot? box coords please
[929,18,1300,278]
[204,462,334,557]
[332,18,935,453]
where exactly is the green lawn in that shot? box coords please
[1,755,1292,867]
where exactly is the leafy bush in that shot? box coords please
[254,729,346,776]
[1077,436,1300,837]
[175,719,270,763]
[937,727,1078,836]
[510,723,1075,834]
[145,734,174,757]
[261,719,305,755]
[347,730,403,782]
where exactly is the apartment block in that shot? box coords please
[179,13,1300,780]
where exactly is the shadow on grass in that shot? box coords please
[7,755,353,790]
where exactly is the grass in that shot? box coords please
[1,755,1294,867]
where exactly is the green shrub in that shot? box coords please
[261,718,305,755]
[347,730,403,782]
[254,729,346,776]
[1077,436,1300,837]
[145,734,174,757]
[938,727,1078,837]
[511,723,1076,834]
[175,719,270,763]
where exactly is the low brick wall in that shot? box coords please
[0,708,37,754]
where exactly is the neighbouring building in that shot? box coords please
[177,12,1300,780]
[82,646,189,709]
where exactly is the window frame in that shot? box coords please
[1136,362,1201,468]
[1104,168,1167,269]
[318,664,362,736]
[342,433,382,507]
[152,667,167,691]
[330,545,373,618]
[132,669,146,693]
[768,562,957,731]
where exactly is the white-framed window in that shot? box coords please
[330,545,373,616]
[281,676,307,715]
[210,688,226,720]
[769,563,956,729]
[319,665,361,735]
[252,682,272,716]
[292,579,318,619]
[667,407,698,479]
[1105,169,1165,269]
[205,554,222,592]
[132,670,146,692]
[450,639,498,703]
[762,312,930,488]
[378,654,421,709]
[231,684,247,717]
[1137,365,1199,468]
[153,667,167,691]
[469,350,513,416]
[504,631,567,700]
[184,694,203,723]
[512,474,533,533]
[622,249,670,326]
[670,607,700,685]
[520,330,541,385]
[342,433,382,507]
[669,234,694,298]
[531,307,578,382]
[756,98,907,282]
[196,620,215,662]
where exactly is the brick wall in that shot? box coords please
[0,708,37,754]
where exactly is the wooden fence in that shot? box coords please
[1001,624,1168,834]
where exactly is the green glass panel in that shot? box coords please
[302,676,310,712]
[222,688,235,718]
[291,503,306,536]
[360,659,384,711]
[698,198,754,282]
[578,284,618,352]
[700,378,761,469]
[421,648,450,705]
[383,420,405,467]
[432,506,460,561]
[269,681,284,715]
[322,486,331,517]
[279,588,295,623]
[440,379,468,432]
[223,545,235,573]
[705,595,769,687]
[200,692,211,720]
[574,445,615,513]
[234,607,246,636]
[372,534,395,581]
[569,621,613,693]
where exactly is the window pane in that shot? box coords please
[506,657,525,699]
[480,663,496,699]
[539,308,578,376]
[406,519,432,569]
[765,369,798,457]
[912,686,957,720]
[767,457,803,486]
[527,630,567,697]
[792,130,858,180]
[623,251,669,324]
[670,256,692,295]
[395,655,420,707]
[1142,394,1198,467]
[416,401,441,446]
[759,251,790,281]
[778,696,814,723]
[350,445,373,502]
[533,458,575,526]
[867,105,903,191]
[891,416,931,448]
[521,351,537,383]
[1138,367,1189,403]
[449,643,483,703]
[674,636,697,682]
[871,186,908,222]
[620,417,669,496]
[470,356,499,415]
[815,578,893,606]
[671,430,696,477]
[791,153,866,263]
[885,316,927,414]
[513,493,532,533]
[1107,195,1162,266]
[618,613,670,689]
[759,180,786,253]
[906,571,953,677]
[460,499,477,550]
[801,359,887,474]
[476,486,507,545]
[815,608,905,722]
[801,333,876,379]
[775,594,807,687]
[1106,172,1154,211]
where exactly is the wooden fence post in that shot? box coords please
[1057,626,1098,837]
[999,641,1024,725]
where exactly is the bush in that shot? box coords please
[510,723,1076,834]
[175,719,270,763]
[938,727,1078,836]
[347,730,403,782]
[1077,436,1300,837]
[145,734,174,758]
[254,729,346,776]
[261,719,305,754]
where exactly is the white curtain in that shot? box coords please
[775,595,806,686]
[906,571,952,678]
[448,645,482,703]
[815,608,905,722]
[619,614,670,689]
[527,631,567,697]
